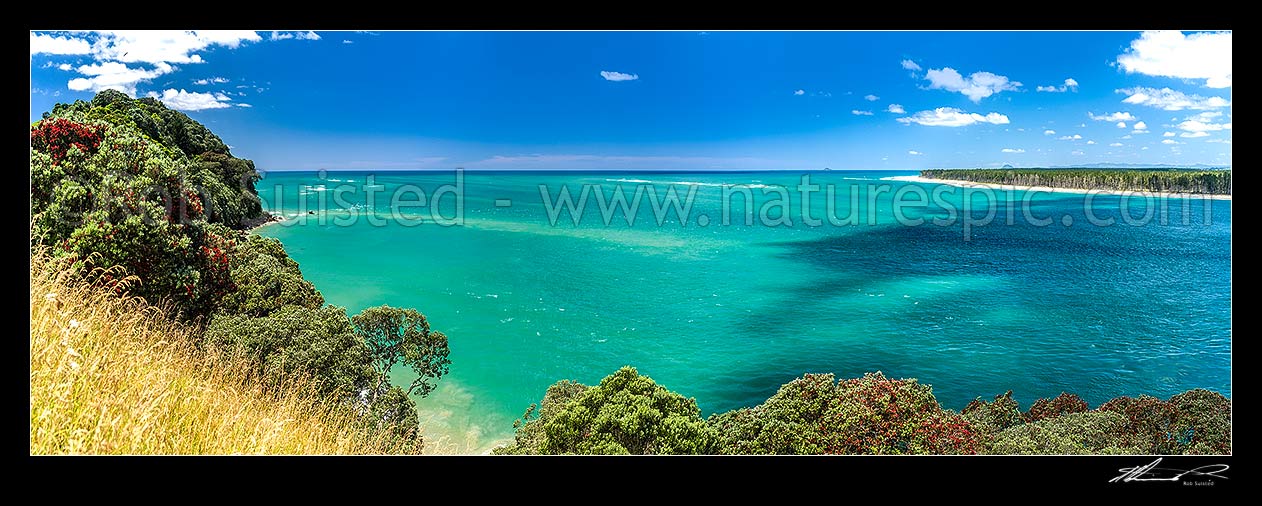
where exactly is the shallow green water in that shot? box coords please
[255,170,1231,452]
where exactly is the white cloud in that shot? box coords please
[1162,139,1180,144]
[68,61,173,95]
[1117,122,1127,129]
[33,30,262,65]
[1036,78,1079,92]
[851,110,874,116]
[901,59,921,71]
[145,88,234,111]
[92,31,261,65]
[896,107,1010,127]
[34,31,279,103]
[793,89,805,96]
[1163,131,1176,137]
[923,67,1021,102]
[1044,129,1056,135]
[1071,150,1085,155]
[1001,148,1025,153]
[342,40,353,44]
[1058,135,1083,140]
[1181,131,1210,138]
[1132,121,1147,130]
[1110,142,1124,147]
[864,94,879,101]
[1178,120,1232,132]
[1089,111,1137,122]
[30,33,92,55]
[1117,87,1230,111]
[1116,30,1232,88]
[236,103,253,108]
[886,104,905,114]
[600,70,639,82]
[192,76,229,85]
[1086,140,1096,145]
[270,31,321,41]
[908,150,922,155]
[1206,138,1231,144]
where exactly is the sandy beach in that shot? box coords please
[883,175,1232,201]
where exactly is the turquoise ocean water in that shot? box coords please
[255,170,1231,452]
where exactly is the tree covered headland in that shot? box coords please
[30,90,449,451]
[498,367,1230,455]
[921,168,1231,195]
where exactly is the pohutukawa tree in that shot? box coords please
[352,305,452,402]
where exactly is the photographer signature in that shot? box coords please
[1110,458,1229,483]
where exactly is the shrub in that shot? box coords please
[1098,395,1182,454]
[1025,392,1089,422]
[495,367,717,455]
[217,234,324,317]
[989,411,1137,455]
[205,305,376,398]
[1169,389,1231,454]
[962,390,1024,435]
[708,372,982,455]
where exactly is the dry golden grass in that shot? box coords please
[29,251,419,455]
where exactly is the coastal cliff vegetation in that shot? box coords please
[497,367,1230,455]
[30,90,448,454]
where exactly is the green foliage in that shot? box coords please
[1025,392,1089,422]
[218,234,324,317]
[921,168,1231,194]
[351,305,452,398]
[988,411,1137,455]
[31,90,447,454]
[962,390,1024,435]
[32,91,267,319]
[494,380,589,455]
[205,305,376,398]
[495,367,718,455]
[1097,395,1182,453]
[358,384,424,453]
[1168,389,1231,454]
[505,369,1230,455]
[707,372,982,455]
[1098,390,1232,455]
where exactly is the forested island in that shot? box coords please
[921,168,1231,195]
[30,91,1231,455]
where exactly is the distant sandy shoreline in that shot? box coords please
[245,212,285,232]
[883,175,1231,201]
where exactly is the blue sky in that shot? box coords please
[30,31,1232,171]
